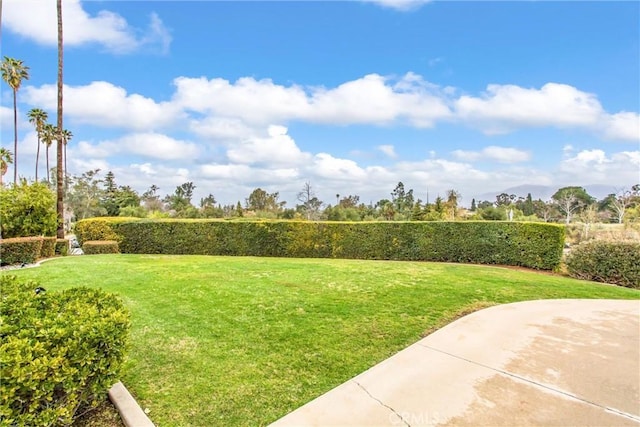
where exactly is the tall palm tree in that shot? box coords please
[1,56,30,184]
[0,147,13,187]
[56,0,64,238]
[41,124,57,183]
[61,128,72,187]
[27,108,48,181]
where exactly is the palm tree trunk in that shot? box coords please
[12,88,17,184]
[56,0,64,238]
[64,141,67,190]
[35,135,40,181]
[46,145,50,183]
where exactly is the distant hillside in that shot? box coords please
[472,184,621,205]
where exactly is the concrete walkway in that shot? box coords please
[271,299,640,427]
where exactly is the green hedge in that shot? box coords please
[76,218,565,270]
[55,239,69,256]
[0,275,130,426]
[74,217,138,246]
[0,236,43,265]
[83,240,120,255]
[40,236,56,259]
[566,241,640,288]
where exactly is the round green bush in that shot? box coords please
[565,241,640,288]
[0,276,130,426]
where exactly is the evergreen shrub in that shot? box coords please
[566,241,640,288]
[0,276,130,426]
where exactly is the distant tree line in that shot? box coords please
[2,167,639,232]
[51,170,640,225]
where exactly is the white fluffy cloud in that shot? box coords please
[19,74,636,143]
[226,125,311,167]
[451,146,531,163]
[75,133,199,160]
[455,83,639,142]
[23,82,181,131]
[173,76,309,125]
[172,73,451,127]
[559,149,640,184]
[3,0,171,54]
[455,83,602,133]
[601,112,640,141]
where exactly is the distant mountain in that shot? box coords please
[472,184,620,205]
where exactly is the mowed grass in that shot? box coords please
[10,255,640,426]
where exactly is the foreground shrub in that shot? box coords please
[83,240,120,255]
[0,275,130,426]
[566,241,640,288]
[0,236,43,265]
[0,180,57,239]
[77,218,565,270]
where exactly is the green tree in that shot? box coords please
[67,169,107,220]
[246,188,284,213]
[391,181,414,215]
[102,171,118,216]
[532,199,556,222]
[524,193,534,216]
[480,206,507,221]
[61,128,72,186]
[552,186,594,224]
[604,188,638,224]
[41,124,57,184]
[142,184,163,213]
[411,200,424,221]
[199,194,223,218]
[27,108,48,181]
[0,147,13,187]
[445,189,461,220]
[380,200,395,220]
[1,56,30,184]
[0,180,57,238]
[165,182,196,215]
[470,198,477,212]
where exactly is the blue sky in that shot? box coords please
[1,0,639,206]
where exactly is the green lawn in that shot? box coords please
[10,255,639,426]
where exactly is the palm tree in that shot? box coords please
[0,147,13,187]
[61,128,72,187]
[56,0,64,238]
[41,124,57,183]
[27,108,48,181]
[1,56,30,184]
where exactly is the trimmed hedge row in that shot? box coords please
[76,218,565,270]
[0,236,63,266]
[0,276,130,426]
[83,240,120,255]
[566,241,640,288]
[41,236,56,259]
[55,239,69,256]
[0,237,43,265]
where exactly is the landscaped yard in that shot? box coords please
[10,255,640,426]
